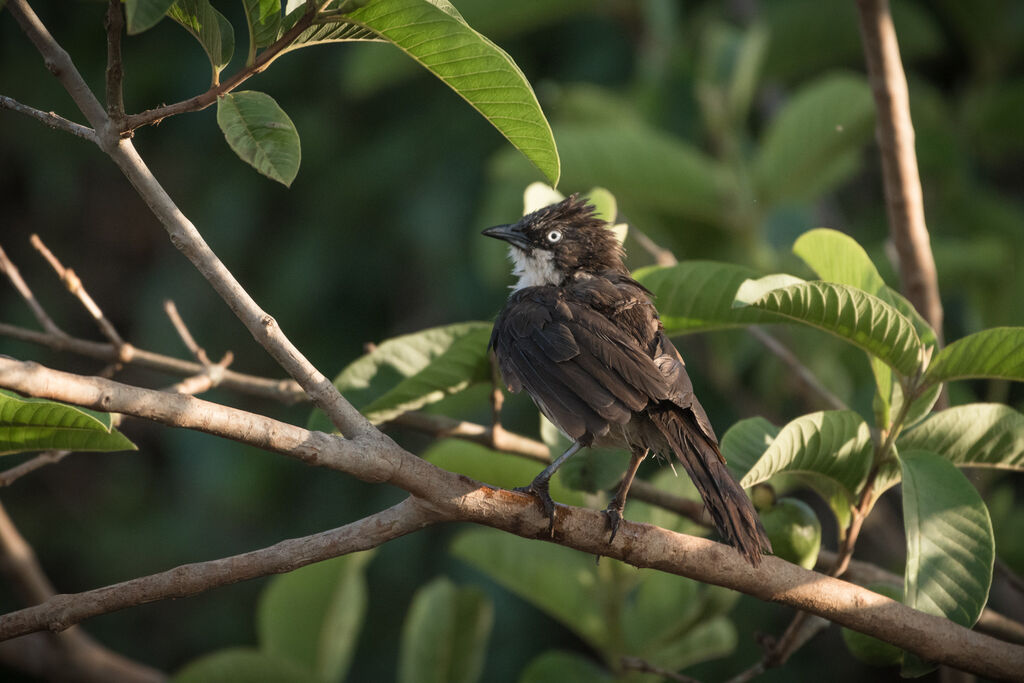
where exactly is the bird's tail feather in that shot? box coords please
[648,408,772,566]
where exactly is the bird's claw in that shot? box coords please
[514,480,556,535]
[604,507,624,544]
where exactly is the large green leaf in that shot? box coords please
[257,552,374,682]
[243,0,282,55]
[519,651,613,683]
[168,0,235,79]
[733,280,925,377]
[740,411,873,520]
[900,451,994,674]
[922,327,1024,387]
[0,390,136,456]
[217,91,301,186]
[125,0,177,34]
[753,73,875,204]
[287,0,559,185]
[173,648,312,683]
[450,528,609,650]
[897,404,1024,470]
[635,261,783,335]
[398,578,493,683]
[720,416,780,480]
[310,322,493,432]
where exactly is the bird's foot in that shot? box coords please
[603,506,625,544]
[514,479,556,535]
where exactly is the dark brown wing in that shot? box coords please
[490,286,670,445]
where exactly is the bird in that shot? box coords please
[482,194,771,566]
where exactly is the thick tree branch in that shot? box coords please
[854,0,943,345]
[0,359,1022,680]
[103,0,125,121]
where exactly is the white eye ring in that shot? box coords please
[546,229,562,243]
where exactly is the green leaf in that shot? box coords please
[720,416,779,480]
[217,91,301,186]
[635,262,784,335]
[173,648,313,683]
[734,280,925,377]
[311,322,493,432]
[897,404,1024,470]
[243,0,282,53]
[519,651,613,683]
[398,578,493,683]
[168,0,235,77]
[732,273,807,306]
[125,0,177,34]
[635,616,737,672]
[753,73,875,204]
[900,452,994,664]
[450,527,608,650]
[0,390,136,456]
[922,327,1024,387]
[290,0,559,185]
[740,411,873,524]
[257,552,374,683]
[792,228,888,295]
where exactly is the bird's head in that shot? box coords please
[482,194,625,290]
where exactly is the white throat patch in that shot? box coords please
[509,247,562,291]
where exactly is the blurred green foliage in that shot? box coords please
[1,1,1023,682]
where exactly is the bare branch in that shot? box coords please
[0,244,66,337]
[0,95,97,142]
[163,299,213,366]
[0,359,1022,680]
[0,450,70,487]
[854,0,943,345]
[103,0,125,121]
[30,234,125,347]
[0,497,442,641]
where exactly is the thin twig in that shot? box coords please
[0,450,71,487]
[164,299,213,366]
[103,0,125,121]
[628,226,679,267]
[747,327,848,411]
[0,95,98,142]
[854,0,943,346]
[30,234,126,348]
[621,656,703,682]
[0,244,66,337]
[121,2,329,131]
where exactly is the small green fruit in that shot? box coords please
[841,583,904,667]
[759,497,821,569]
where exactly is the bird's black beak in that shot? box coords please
[482,223,531,250]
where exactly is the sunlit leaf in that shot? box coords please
[720,416,779,480]
[0,390,136,456]
[897,404,1024,470]
[734,280,925,377]
[243,0,282,52]
[922,327,1024,387]
[217,91,301,186]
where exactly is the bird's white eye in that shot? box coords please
[546,229,562,243]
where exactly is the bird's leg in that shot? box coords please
[604,448,648,543]
[515,441,583,533]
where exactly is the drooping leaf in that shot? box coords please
[733,280,925,377]
[280,0,559,185]
[922,327,1024,387]
[243,0,282,53]
[519,651,613,683]
[635,262,784,335]
[897,404,1024,470]
[310,322,493,432]
[0,390,136,456]
[753,73,875,204]
[168,0,235,77]
[450,527,609,650]
[740,411,873,522]
[900,450,994,676]
[173,648,312,683]
[720,416,780,480]
[125,0,177,34]
[217,91,301,186]
[398,578,493,683]
[257,552,374,683]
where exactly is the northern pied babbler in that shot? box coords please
[483,195,771,566]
